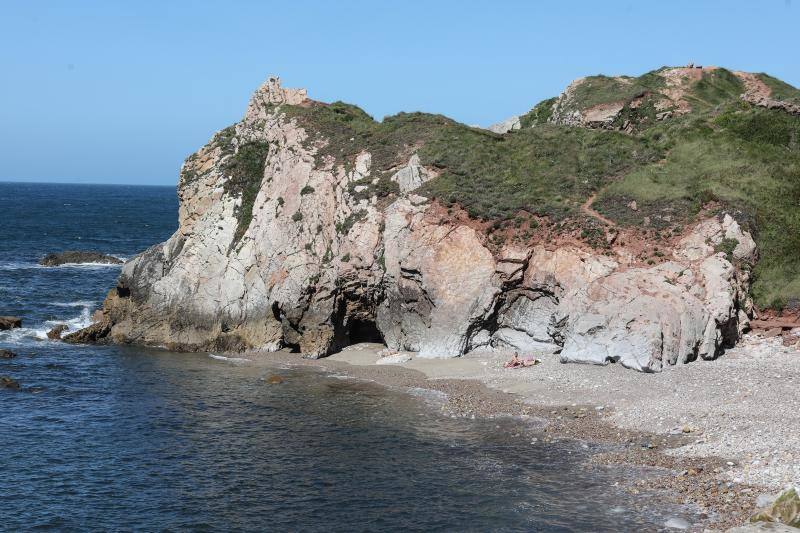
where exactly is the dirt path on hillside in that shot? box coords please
[580,192,616,227]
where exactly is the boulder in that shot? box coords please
[47,324,68,340]
[39,251,122,266]
[750,487,800,528]
[0,316,22,330]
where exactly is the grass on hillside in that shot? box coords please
[418,124,660,220]
[757,73,800,104]
[563,71,666,111]
[279,101,660,220]
[682,68,745,110]
[519,97,557,128]
[596,103,800,308]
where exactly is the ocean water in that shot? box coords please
[0,182,692,531]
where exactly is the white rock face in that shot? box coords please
[85,77,756,372]
[487,115,521,134]
[390,154,433,193]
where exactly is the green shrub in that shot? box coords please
[519,97,557,128]
[336,210,367,234]
[716,237,739,261]
[222,141,271,243]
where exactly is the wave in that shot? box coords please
[0,260,124,271]
[0,261,40,271]
[0,304,95,345]
[45,262,124,269]
[208,353,252,364]
[52,300,96,308]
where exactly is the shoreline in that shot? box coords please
[247,333,800,531]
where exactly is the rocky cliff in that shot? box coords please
[73,67,800,372]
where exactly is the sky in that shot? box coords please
[1,0,798,186]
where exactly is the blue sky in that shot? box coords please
[1,0,798,185]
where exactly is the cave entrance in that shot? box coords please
[346,318,384,345]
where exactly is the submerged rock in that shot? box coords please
[265,375,284,385]
[0,349,16,359]
[0,316,22,330]
[39,251,122,266]
[1,376,21,390]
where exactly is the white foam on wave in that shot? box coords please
[0,259,125,271]
[48,262,123,269]
[208,353,252,364]
[52,300,96,308]
[0,261,40,271]
[0,303,95,345]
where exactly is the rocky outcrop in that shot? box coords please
[47,324,68,340]
[74,77,758,371]
[0,316,22,330]
[487,115,521,134]
[548,77,629,129]
[390,155,434,193]
[39,251,122,266]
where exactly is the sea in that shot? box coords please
[0,182,695,531]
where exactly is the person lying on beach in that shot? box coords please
[503,354,541,368]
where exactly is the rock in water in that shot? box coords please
[39,251,123,266]
[265,375,284,385]
[0,316,22,330]
[750,487,800,528]
[47,324,68,340]
[1,376,21,390]
[0,349,16,359]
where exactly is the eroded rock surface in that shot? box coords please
[74,77,758,371]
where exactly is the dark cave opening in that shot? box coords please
[285,341,301,353]
[346,318,384,345]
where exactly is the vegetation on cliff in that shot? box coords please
[596,103,800,308]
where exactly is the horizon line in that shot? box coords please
[0,179,175,187]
